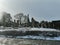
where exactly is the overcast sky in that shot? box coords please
[0,0,60,22]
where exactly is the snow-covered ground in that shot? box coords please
[0,27,60,32]
[0,27,30,31]
[30,28,60,32]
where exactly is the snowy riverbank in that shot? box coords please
[0,27,60,32]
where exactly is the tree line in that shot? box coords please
[0,12,60,29]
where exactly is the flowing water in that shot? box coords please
[0,35,60,45]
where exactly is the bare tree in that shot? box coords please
[14,13,23,27]
[1,12,12,27]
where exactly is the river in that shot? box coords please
[0,35,60,45]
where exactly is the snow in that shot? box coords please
[30,28,60,32]
[0,27,60,32]
[0,27,30,32]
